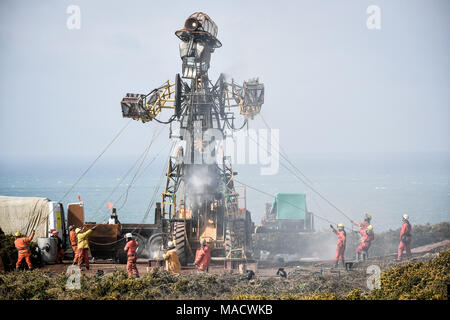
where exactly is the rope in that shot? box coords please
[259,114,313,184]
[125,141,175,233]
[90,238,125,246]
[250,118,354,224]
[91,127,163,221]
[83,121,166,224]
[86,143,174,247]
[133,140,171,190]
[99,141,171,225]
[233,178,336,225]
[58,119,132,203]
[113,125,165,212]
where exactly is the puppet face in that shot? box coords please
[179,38,212,79]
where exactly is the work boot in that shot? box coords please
[333,261,338,269]
[15,266,19,270]
[341,260,345,268]
[357,253,361,262]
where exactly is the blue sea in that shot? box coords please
[1,152,449,232]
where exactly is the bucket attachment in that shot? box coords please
[240,79,264,118]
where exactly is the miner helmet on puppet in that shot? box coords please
[175,12,222,79]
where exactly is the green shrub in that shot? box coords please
[368,249,449,300]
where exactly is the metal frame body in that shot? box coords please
[120,12,264,261]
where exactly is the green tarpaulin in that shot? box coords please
[270,193,307,220]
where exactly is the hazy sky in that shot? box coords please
[0,0,449,161]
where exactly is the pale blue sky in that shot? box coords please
[0,0,449,161]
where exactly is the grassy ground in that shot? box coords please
[0,248,448,300]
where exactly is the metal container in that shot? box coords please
[38,237,58,264]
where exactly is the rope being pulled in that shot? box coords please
[106,125,165,215]
[254,114,354,224]
[233,178,337,225]
[89,237,125,246]
[91,131,159,221]
[58,119,132,203]
[124,141,176,233]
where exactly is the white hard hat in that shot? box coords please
[403,214,409,220]
[125,233,133,238]
[167,241,174,247]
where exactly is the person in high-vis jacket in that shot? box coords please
[331,224,346,268]
[50,230,65,263]
[351,213,372,230]
[397,214,412,261]
[69,225,78,264]
[356,225,375,261]
[194,238,211,273]
[76,225,96,270]
[163,241,181,274]
[14,230,35,270]
[124,233,139,278]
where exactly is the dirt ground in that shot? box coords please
[41,239,450,287]
[1,240,447,300]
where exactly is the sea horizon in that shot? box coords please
[1,151,448,232]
